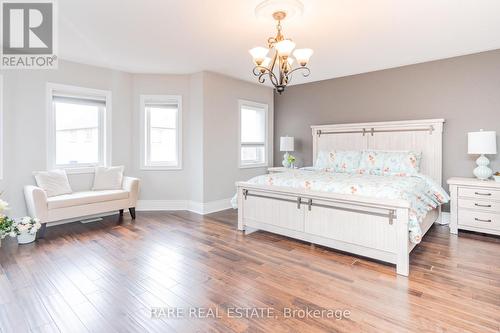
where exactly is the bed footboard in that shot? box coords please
[237,184,411,276]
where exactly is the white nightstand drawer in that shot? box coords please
[449,177,500,236]
[458,187,500,201]
[458,199,500,213]
[458,210,500,230]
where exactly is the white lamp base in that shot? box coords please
[282,152,290,168]
[473,154,493,180]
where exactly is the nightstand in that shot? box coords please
[447,177,500,236]
[267,167,295,174]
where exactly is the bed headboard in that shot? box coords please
[311,119,445,184]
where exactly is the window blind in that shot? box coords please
[52,94,106,107]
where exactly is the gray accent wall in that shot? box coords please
[274,49,500,190]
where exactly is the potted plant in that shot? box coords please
[0,199,13,247]
[12,217,42,244]
[494,171,500,182]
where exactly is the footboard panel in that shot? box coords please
[243,191,305,232]
[237,184,411,275]
[305,201,397,254]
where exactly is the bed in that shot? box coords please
[235,119,448,276]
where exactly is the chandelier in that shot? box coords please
[249,5,313,94]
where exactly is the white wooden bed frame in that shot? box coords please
[236,119,445,276]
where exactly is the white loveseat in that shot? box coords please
[24,176,140,237]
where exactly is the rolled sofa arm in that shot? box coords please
[122,176,140,207]
[24,185,48,221]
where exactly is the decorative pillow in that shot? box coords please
[33,169,73,197]
[92,166,124,190]
[329,150,362,172]
[315,151,331,170]
[315,150,361,173]
[359,150,422,175]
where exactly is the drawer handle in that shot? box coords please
[474,203,492,208]
[474,218,492,223]
[474,192,492,196]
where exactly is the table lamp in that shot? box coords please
[280,136,294,168]
[468,130,497,180]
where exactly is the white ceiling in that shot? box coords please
[59,0,500,85]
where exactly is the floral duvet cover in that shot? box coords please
[233,170,449,244]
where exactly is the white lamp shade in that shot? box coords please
[275,40,296,57]
[468,130,497,154]
[249,47,269,65]
[280,136,294,151]
[293,48,314,66]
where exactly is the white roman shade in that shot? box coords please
[52,91,107,106]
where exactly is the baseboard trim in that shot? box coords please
[189,198,233,215]
[136,198,233,215]
[136,200,188,211]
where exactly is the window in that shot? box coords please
[47,83,111,172]
[239,100,268,168]
[140,95,182,169]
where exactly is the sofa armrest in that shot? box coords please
[123,176,140,207]
[24,185,48,221]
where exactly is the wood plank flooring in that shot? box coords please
[0,210,499,333]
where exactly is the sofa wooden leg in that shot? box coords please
[37,223,47,239]
[119,209,124,217]
[129,207,136,219]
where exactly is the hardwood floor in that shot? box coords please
[0,210,499,333]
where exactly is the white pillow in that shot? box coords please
[33,169,73,197]
[92,166,124,190]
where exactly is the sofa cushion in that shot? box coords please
[47,190,129,210]
[92,166,124,190]
[33,169,72,197]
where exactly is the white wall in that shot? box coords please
[1,61,133,215]
[132,71,274,207]
[131,73,192,201]
[0,61,274,216]
[203,72,274,202]
[187,72,205,203]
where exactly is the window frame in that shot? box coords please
[46,83,112,174]
[238,99,269,169]
[140,95,182,170]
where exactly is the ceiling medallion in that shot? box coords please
[250,0,313,94]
